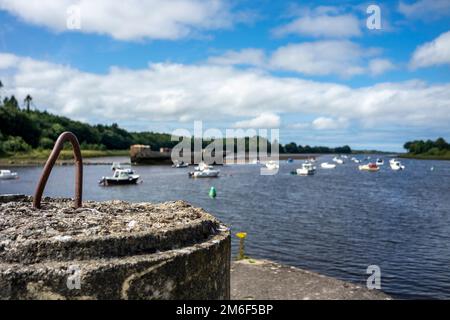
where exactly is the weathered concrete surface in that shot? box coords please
[231,259,391,300]
[0,195,230,300]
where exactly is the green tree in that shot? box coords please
[2,136,32,153]
[24,95,32,112]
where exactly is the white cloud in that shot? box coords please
[273,13,361,38]
[0,0,233,41]
[398,0,450,20]
[312,117,349,130]
[207,49,266,67]
[233,113,280,129]
[270,41,377,77]
[209,42,392,78]
[0,53,19,69]
[1,52,450,132]
[410,31,450,69]
[368,58,395,76]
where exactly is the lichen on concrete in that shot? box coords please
[0,195,231,300]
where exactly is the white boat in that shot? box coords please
[321,162,336,169]
[0,170,18,180]
[332,157,344,164]
[296,162,316,176]
[172,160,189,168]
[351,157,361,163]
[376,158,384,166]
[389,159,405,171]
[100,169,140,185]
[189,162,220,178]
[190,168,220,178]
[359,163,380,172]
[265,161,279,170]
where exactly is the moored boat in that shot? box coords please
[333,157,344,164]
[172,160,189,168]
[0,170,19,180]
[389,159,405,171]
[189,168,220,178]
[359,163,380,172]
[99,169,140,186]
[321,162,336,169]
[189,162,220,178]
[296,162,316,176]
[376,158,384,166]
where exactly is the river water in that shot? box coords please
[1,155,450,299]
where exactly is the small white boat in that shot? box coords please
[359,163,380,172]
[0,170,19,180]
[100,169,140,186]
[351,157,361,163]
[265,161,279,170]
[296,162,316,176]
[376,158,384,166]
[321,162,336,169]
[189,162,220,178]
[389,159,405,171]
[332,157,344,164]
[189,168,220,178]
[172,160,189,168]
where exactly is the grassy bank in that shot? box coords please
[399,152,450,161]
[0,149,129,165]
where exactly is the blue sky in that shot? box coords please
[1,0,450,151]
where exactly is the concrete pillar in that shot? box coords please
[0,195,230,300]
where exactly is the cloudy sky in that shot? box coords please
[0,0,449,151]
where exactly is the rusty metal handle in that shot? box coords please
[33,132,83,209]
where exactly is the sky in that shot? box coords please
[0,0,450,151]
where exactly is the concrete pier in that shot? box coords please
[0,196,230,300]
[231,259,391,300]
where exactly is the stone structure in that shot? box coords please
[130,144,172,164]
[0,195,230,300]
[231,259,391,300]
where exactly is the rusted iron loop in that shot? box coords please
[33,132,83,209]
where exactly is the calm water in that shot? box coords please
[1,155,450,299]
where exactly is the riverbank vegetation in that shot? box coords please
[402,138,450,160]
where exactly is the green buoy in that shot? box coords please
[209,186,217,199]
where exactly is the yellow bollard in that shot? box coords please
[236,232,247,261]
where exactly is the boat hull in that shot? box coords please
[104,177,139,185]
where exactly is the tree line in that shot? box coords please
[404,138,450,155]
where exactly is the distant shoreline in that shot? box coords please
[4,150,448,167]
[399,154,450,161]
[0,149,129,167]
